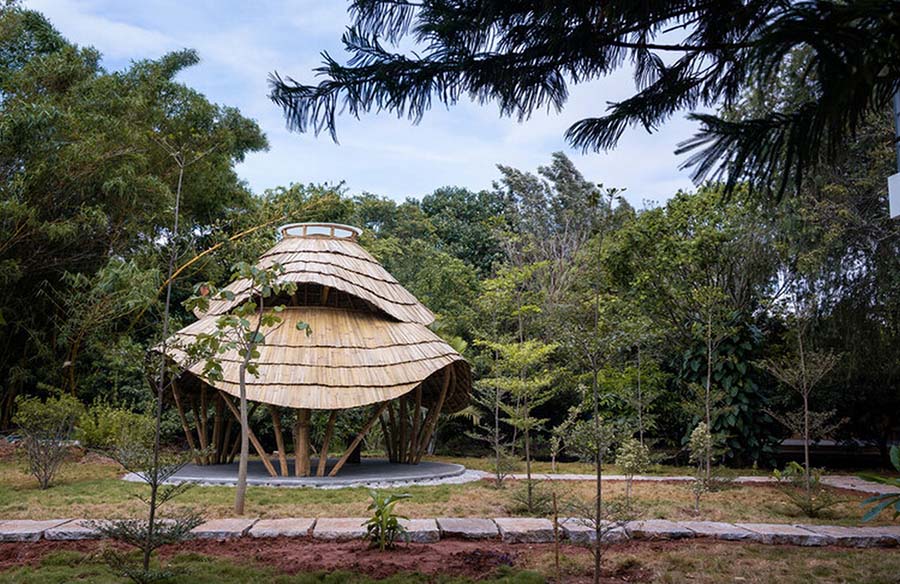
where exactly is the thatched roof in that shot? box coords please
[166,223,471,412]
[195,224,435,325]
[169,307,469,411]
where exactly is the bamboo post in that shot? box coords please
[398,397,408,464]
[329,402,389,477]
[200,384,209,463]
[294,408,311,477]
[386,402,398,462]
[219,392,277,477]
[408,385,422,463]
[212,393,224,464]
[380,414,393,462]
[316,410,338,477]
[414,367,452,464]
[228,402,258,463]
[171,381,200,464]
[269,405,289,476]
[190,394,210,465]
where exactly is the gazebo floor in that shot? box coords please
[151,458,467,487]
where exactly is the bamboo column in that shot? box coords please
[171,381,200,464]
[190,394,210,464]
[294,408,311,477]
[414,367,452,464]
[408,385,423,463]
[212,393,224,463]
[316,411,338,477]
[219,392,277,477]
[329,402,389,477]
[269,406,289,476]
[398,397,408,464]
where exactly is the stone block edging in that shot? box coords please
[1,517,897,548]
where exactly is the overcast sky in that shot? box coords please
[25,0,702,207]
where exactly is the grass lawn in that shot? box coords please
[0,456,894,525]
[3,543,900,583]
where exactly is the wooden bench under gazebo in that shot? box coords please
[162,223,471,480]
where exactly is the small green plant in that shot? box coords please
[688,422,712,514]
[364,490,410,551]
[616,437,651,504]
[860,446,900,522]
[508,479,554,517]
[772,461,840,518]
[13,391,84,489]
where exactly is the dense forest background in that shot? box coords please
[2,7,898,467]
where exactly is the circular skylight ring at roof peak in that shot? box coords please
[279,222,362,240]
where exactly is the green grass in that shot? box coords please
[3,551,543,584]
[526,543,900,583]
[0,457,895,525]
[6,545,900,584]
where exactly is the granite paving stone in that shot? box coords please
[626,520,695,540]
[558,518,628,544]
[735,523,827,546]
[796,524,900,548]
[191,518,258,539]
[493,518,554,543]
[248,518,315,538]
[399,518,440,543]
[0,519,72,542]
[312,518,367,541]
[44,520,101,541]
[436,518,499,540]
[678,521,755,541]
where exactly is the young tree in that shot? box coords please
[187,263,309,515]
[481,339,556,513]
[615,437,651,506]
[688,422,713,514]
[759,320,840,501]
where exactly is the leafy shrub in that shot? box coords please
[78,402,154,450]
[616,438,651,503]
[688,423,712,513]
[13,392,84,489]
[364,490,410,551]
[773,461,841,518]
[860,446,900,521]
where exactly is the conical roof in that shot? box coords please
[196,223,435,325]
[168,307,469,411]
[165,223,470,412]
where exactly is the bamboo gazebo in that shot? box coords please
[162,223,471,479]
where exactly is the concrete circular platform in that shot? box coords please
[137,458,469,488]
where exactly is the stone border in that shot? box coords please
[1,517,897,547]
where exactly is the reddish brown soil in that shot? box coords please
[0,538,589,580]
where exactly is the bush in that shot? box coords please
[78,403,154,450]
[13,392,84,489]
[616,438,651,503]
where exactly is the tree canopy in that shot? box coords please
[269,0,900,198]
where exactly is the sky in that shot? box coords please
[24,0,703,208]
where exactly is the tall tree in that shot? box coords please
[0,6,267,424]
[269,0,900,197]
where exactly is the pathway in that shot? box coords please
[503,473,900,495]
[2,517,899,548]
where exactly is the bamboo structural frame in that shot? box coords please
[160,223,471,477]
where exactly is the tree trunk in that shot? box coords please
[235,360,250,515]
[705,312,713,481]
